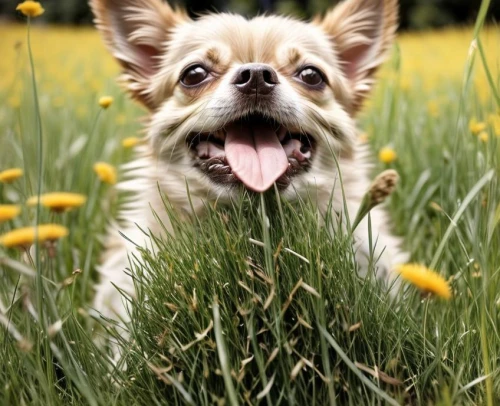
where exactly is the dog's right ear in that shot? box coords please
[90,0,188,109]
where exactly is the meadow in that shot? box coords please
[0,5,500,405]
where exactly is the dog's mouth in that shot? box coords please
[187,114,315,192]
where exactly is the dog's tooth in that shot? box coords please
[208,163,224,172]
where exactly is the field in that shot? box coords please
[1,9,500,406]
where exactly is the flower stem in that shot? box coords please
[26,15,51,384]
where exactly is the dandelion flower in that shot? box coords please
[469,118,486,134]
[0,205,21,222]
[0,224,68,249]
[397,263,451,300]
[98,96,113,109]
[122,137,141,148]
[378,147,397,164]
[0,168,23,183]
[27,192,86,213]
[478,131,488,143]
[94,162,117,185]
[16,1,44,17]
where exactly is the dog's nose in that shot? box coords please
[233,63,279,96]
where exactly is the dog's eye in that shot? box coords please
[297,67,324,87]
[181,65,209,87]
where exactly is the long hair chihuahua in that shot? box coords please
[90,0,408,321]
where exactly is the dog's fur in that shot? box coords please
[90,0,408,321]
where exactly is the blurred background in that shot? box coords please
[0,0,499,30]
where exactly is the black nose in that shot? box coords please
[233,63,279,96]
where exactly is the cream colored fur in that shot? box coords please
[90,0,408,322]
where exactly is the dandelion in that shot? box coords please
[0,168,23,183]
[378,147,397,164]
[122,137,141,148]
[94,162,117,185]
[0,224,68,249]
[469,118,486,134]
[98,96,113,109]
[478,131,488,143]
[0,205,21,222]
[27,192,86,213]
[16,1,44,18]
[397,263,451,299]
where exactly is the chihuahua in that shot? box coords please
[90,0,408,321]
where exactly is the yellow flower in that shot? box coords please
[93,162,117,185]
[478,131,488,143]
[98,96,113,109]
[16,1,44,17]
[378,147,397,164]
[27,192,86,213]
[122,137,141,148]
[0,224,68,249]
[0,168,23,183]
[469,118,486,134]
[0,205,21,222]
[397,263,451,300]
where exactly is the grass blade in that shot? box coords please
[213,300,239,406]
[319,325,400,406]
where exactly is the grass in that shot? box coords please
[1,4,500,405]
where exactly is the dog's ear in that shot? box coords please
[90,0,188,109]
[317,0,398,113]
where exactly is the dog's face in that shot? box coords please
[91,0,397,200]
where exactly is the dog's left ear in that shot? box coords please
[90,0,188,109]
[317,0,398,114]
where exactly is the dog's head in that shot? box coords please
[91,0,397,200]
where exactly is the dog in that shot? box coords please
[90,0,408,323]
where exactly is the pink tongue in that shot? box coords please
[225,122,289,192]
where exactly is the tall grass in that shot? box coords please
[1,2,500,404]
